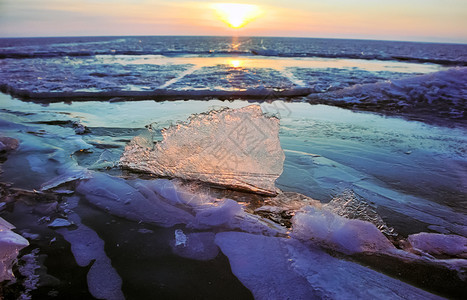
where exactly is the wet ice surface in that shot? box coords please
[215,232,442,300]
[0,56,193,93]
[0,94,466,298]
[0,53,444,97]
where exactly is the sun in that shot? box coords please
[211,3,263,29]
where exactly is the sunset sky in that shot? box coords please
[1,0,466,43]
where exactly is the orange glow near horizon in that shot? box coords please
[211,3,263,29]
[0,0,465,43]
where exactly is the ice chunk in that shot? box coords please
[121,105,285,196]
[215,232,441,299]
[56,212,124,300]
[0,217,29,282]
[194,199,242,227]
[48,218,73,228]
[407,233,467,259]
[17,248,40,299]
[171,231,219,261]
[41,167,92,191]
[76,172,194,227]
[325,189,395,236]
[0,136,19,152]
[175,229,187,247]
[292,207,395,254]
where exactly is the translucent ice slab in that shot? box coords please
[121,105,285,195]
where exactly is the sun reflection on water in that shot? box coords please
[228,59,243,68]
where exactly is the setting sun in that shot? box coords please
[211,3,263,29]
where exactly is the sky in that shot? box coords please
[0,0,466,43]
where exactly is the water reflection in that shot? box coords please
[228,59,243,68]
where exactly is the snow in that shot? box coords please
[121,105,285,195]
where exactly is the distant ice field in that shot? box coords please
[1,36,465,125]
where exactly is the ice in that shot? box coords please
[292,207,395,254]
[121,105,285,195]
[56,211,124,300]
[215,232,441,299]
[76,172,194,227]
[289,67,413,93]
[194,199,243,228]
[77,174,282,235]
[325,189,395,236]
[167,64,295,91]
[47,218,73,228]
[41,168,92,191]
[308,67,467,122]
[17,248,40,299]
[0,136,19,152]
[174,229,187,247]
[0,56,192,95]
[171,231,219,261]
[407,233,467,259]
[0,217,29,282]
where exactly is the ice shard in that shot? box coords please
[121,105,285,195]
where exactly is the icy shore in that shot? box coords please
[0,95,466,298]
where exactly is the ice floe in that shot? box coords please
[215,232,441,299]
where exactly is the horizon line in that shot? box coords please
[0,34,466,46]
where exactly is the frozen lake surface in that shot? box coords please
[0,36,466,299]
